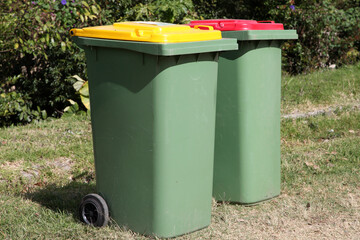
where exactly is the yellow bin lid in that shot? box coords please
[70,21,222,43]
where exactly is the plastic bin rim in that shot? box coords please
[220,30,298,41]
[72,36,238,56]
[189,19,284,31]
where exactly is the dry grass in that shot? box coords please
[175,191,360,240]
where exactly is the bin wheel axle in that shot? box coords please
[79,193,109,227]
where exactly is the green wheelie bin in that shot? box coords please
[70,22,237,237]
[189,19,298,204]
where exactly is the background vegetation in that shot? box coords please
[1,0,360,126]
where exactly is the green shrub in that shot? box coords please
[0,76,47,126]
[192,0,270,21]
[96,0,138,22]
[0,0,109,126]
[119,0,197,23]
[268,0,360,73]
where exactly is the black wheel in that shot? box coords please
[79,193,109,227]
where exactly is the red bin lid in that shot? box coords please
[189,19,284,31]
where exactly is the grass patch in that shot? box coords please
[1,64,360,239]
[0,193,138,240]
[0,115,144,239]
[282,62,360,114]
[281,108,360,141]
[281,110,360,214]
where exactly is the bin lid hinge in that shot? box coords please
[196,53,200,62]
[90,46,98,61]
[175,55,181,64]
[213,52,219,61]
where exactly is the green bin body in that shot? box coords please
[189,19,298,204]
[72,36,237,237]
[214,30,298,204]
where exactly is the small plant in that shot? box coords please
[0,89,47,127]
[0,75,47,127]
[64,75,89,114]
[71,75,90,110]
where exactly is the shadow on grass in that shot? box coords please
[23,174,96,221]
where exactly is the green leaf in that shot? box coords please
[91,5,99,14]
[68,100,76,106]
[14,43,19,49]
[73,102,79,111]
[73,82,83,93]
[82,1,89,8]
[35,15,41,23]
[61,42,66,51]
[72,74,85,83]
[64,106,71,112]
[84,9,90,16]
[80,95,90,110]
[79,81,89,97]
[41,110,47,119]
[15,102,21,111]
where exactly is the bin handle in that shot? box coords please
[70,29,82,36]
[257,21,275,24]
[193,25,214,31]
[132,29,152,39]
